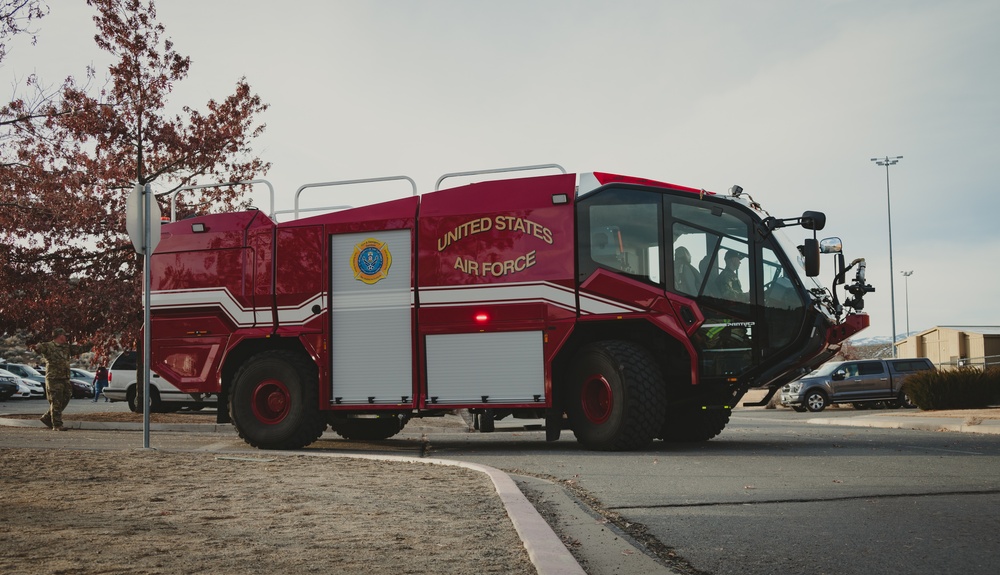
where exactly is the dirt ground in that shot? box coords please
[0,447,537,575]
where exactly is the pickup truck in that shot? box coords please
[780,358,935,412]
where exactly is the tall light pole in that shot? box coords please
[871,155,903,357]
[901,270,913,337]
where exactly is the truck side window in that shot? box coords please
[578,188,662,285]
[669,202,749,307]
[858,362,885,376]
[891,360,931,372]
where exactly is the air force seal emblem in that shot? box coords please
[351,238,392,284]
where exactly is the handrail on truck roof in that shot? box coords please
[290,175,417,219]
[168,179,275,221]
[434,163,567,191]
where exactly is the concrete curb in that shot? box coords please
[807,415,1000,435]
[0,416,234,433]
[0,415,584,575]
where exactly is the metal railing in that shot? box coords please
[934,355,1000,370]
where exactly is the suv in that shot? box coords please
[781,357,935,412]
[107,351,217,413]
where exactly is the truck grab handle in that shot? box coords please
[434,163,567,191]
[291,176,418,219]
[169,179,275,221]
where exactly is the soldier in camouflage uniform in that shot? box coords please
[716,250,746,302]
[34,328,86,431]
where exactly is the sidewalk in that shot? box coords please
[806,411,1000,435]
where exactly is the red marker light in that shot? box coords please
[474,313,489,323]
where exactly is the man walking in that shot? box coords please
[34,328,86,431]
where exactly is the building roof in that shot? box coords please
[935,326,1000,335]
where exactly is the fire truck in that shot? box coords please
[148,165,873,451]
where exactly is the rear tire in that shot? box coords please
[128,386,165,413]
[900,390,917,409]
[126,386,140,413]
[230,350,325,450]
[566,341,665,451]
[328,415,406,440]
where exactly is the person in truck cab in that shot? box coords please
[716,250,746,302]
[674,246,701,295]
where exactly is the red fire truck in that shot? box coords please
[147,165,873,450]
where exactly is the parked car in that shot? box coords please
[0,362,46,384]
[0,370,19,401]
[5,374,45,398]
[781,358,936,412]
[107,351,217,413]
[70,379,95,399]
[70,368,96,382]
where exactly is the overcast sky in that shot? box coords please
[4,0,999,343]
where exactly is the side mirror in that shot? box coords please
[802,238,820,277]
[820,237,842,254]
[832,370,846,381]
[801,211,826,231]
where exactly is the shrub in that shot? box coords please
[904,367,1000,410]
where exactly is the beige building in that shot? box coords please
[895,326,1000,369]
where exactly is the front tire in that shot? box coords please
[566,341,665,451]
[659,407,731,442]
[804,389,828,412]
[230,350,325,450]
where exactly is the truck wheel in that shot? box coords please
[129,386,164,413]
[659,407,731,442]
[328,416,406,440]
[567,341,665,451]
[230,350,325,450]
[898,390,917,409]
[473,409,496,433]
[126,387,140,413]
[804,390,828,412]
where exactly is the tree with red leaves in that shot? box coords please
[0,0,268,360]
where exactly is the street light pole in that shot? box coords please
[871,155,903,358]
[901,270,913,337]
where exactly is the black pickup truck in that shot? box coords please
[780,357,935,412]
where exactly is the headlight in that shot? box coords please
[788,382,802,394]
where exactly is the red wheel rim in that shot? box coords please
[581,374,613,424]
[251,378,290,424]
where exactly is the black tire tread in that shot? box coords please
[329,416,406,440]
[231,350,325,450]
[659,407,731,442]
[569,340,666,451]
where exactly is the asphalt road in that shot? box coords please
[4,398,999,575]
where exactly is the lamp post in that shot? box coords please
[901,270,913,337]
[871,155,903,357]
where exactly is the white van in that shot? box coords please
[107,351,217,413]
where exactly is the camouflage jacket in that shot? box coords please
[35,341,86,381]
[716,269,743,301]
